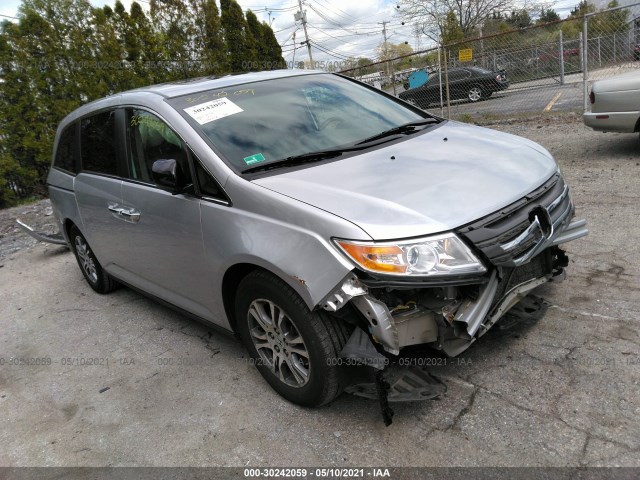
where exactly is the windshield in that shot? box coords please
[168,73,430,172]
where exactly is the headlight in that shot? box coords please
[335,233,486,277]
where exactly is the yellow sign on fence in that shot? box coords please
[459,48,473,62]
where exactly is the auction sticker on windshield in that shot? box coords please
[184,97,243,125]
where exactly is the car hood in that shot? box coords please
[253,121,558,240]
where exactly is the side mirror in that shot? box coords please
[151,159,184,194]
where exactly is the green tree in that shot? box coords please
[481,11,510,36]
[356,57,375,75]
[244,10,262,69]
[506,9,532,29]
[192,0,227,74]
[0,0,286,207]
[0,0,94,196]
[570,0,596,17]
[537,8,560,25]
[261,22,285,69]
[221,0,251,72]
[441,10,465,45]
[150,0,201,79]
[591,0,629,35]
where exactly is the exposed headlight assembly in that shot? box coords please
[335,233,486,277]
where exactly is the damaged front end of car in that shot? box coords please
[321,173,588,424]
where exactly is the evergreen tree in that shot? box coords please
[261,21,285,69]
[537,8,561,24]
[150,0,199,79]
[221,0,250,72]
[506,9,532,29]
[441,10,465,45]
[192,0,227,74]
[244,10,262,69]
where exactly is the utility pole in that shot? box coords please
[292,31,297,68]
[379,20,395,94]
[295,0,313,67]
[379,20,390,75]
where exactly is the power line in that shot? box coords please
[273,22,297,33]
[311,41,353,60]
[308,0,359,23]
[244,4,298,11]
[310,26,378,41]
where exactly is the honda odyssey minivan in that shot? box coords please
[47,70,588,407]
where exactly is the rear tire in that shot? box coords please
[69,226,118,294]
[235,270,351,407]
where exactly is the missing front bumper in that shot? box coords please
[324,246,570,358]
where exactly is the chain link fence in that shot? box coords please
[340,3,640,122]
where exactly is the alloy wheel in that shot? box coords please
[468,86,482,102]
[247,299,310,388]
[75,236,98,284]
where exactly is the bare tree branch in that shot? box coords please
[397,0,516,40]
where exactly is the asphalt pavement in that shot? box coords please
[1,114,639,468]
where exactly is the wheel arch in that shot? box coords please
[221,262,317,335]
[63,218,77,243]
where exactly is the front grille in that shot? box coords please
[457,173,572,266]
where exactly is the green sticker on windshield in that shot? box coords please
[243,153,265,165]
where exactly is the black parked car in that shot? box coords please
[399,66,509,108]
[634,44,640,60]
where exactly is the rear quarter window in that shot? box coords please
[54,123,77,174]
[80,110,118,176]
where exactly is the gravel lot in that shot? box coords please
[1,113,639,468]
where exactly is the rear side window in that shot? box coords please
[80,110,117,175]
[54,124,77,174]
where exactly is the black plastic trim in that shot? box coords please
[352,268,490,289]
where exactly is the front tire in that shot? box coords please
[69,226,118,294]
[467,85,483,102]
[235,270,351,407]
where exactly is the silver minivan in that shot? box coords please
[47,70,587,408]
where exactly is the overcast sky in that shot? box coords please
[0,0,585,66]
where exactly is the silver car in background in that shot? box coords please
[47,70,587,408]
[583,69,640,139]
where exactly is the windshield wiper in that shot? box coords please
[356,117,440,145]
[242,117,440,174]
[242,143,382,174]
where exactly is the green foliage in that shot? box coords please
[506,9,532,29]
[441,10,465,45]
[537,8,561,25]
[590,1,629,35]
[0,0,285,207]
[260,20,285,69]
[220,0,250,72]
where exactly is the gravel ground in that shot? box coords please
[0,199,61,260]
[0,113,639,468]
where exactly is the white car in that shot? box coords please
[583,69,640,138]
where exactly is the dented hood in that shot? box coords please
[253,121,558,240]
